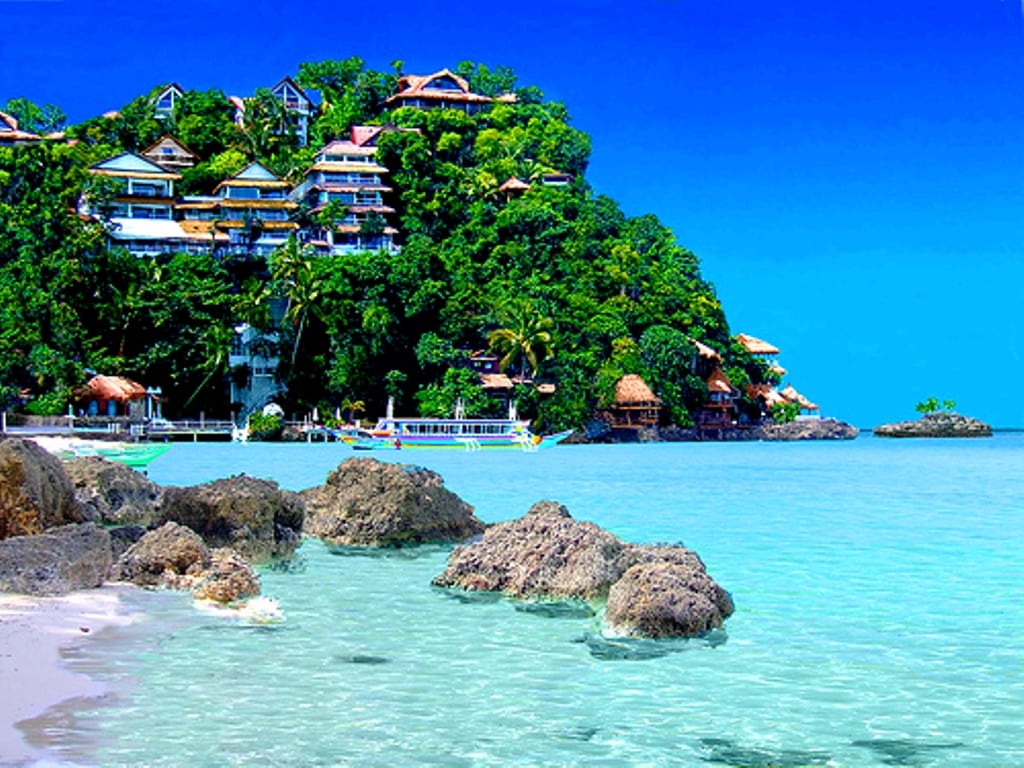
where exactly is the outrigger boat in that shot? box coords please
[33,437,172,469]
[345,401,571,451]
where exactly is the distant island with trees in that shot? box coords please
[0,58,833,437]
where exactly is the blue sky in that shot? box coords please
[2,0,1022,427]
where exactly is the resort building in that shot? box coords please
[153,84,184,120]
[179,162,298,256]
[142,135,199,173]
[229,323,284,416]
[270,77,314,147]
[386,69,516,114]
[0,111,42,145]
[84,153,190,256]
[294,126,400,254]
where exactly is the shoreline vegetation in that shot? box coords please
[2,59,850,437]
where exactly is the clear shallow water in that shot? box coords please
[53,436,1024,766]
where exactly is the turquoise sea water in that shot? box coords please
[46,436,1024,766]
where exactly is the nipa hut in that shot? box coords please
[605,374,662,429]
[780,384,820,415]
[735,333,780,357]
[698,368,738,429]
[76,375,147,417]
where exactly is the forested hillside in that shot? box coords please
[0,59,774,430]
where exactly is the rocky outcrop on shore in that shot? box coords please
[432,500,733,638]
[64,455,163,526]
[873,412,992,438]
[160,476,304,563]
[0,523,112,595]
[302,457,484,546]
[114,521,260,602]
[0,438,83,539]
[568,418,858,443]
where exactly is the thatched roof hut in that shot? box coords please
[615,374,661,406]
[603,375,662,429]
[746,383,788,410]
[781,384,819,412]
[736,333,780,356]
[693,339,722,362]
[705,368,736,395]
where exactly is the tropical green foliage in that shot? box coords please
[915,397,956,415]
[1,62,749,430]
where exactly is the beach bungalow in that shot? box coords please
[142,135,199,173]
[75,374,149,418]
[603,374,662,430]
[780,384,820,418]
[698,367,739,430]
[152,83,184,120]
[746,383,788,415]
[691,338,722,379]
[85,153,187,256]
[0,111,43,145]
[386,69,516,114]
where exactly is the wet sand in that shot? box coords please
[0,586,136,766]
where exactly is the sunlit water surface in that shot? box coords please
[40,436,1024,766]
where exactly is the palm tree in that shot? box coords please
[487,300,554,381]
[340,397,365,424]
[271,236,323,370]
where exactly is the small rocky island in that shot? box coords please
[1,441,730,639]
[874,412,992,438]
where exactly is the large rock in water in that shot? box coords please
[0,523,112,596]
[302,457,485,546]
[874,412,992,438]
[432,500,624,598]
[114,521,259,603]
[433,500,734,638]
[0,438,82,540]
[63,455,162,526]
[605,562,735,638]
[160,475,304,563]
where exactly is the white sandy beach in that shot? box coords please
[0,586,136,766]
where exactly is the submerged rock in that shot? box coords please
[63,455,162,526]
[0,522,111,596]
[301,457,484,547]
[0,438,82,540]
[433,499,733,638]
[873,412,992,438]
[160,475,304,563]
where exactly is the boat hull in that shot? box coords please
[352,430,573,451]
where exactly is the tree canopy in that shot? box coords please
[0,60,755,430]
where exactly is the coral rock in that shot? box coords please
[301,457,484,546]
[0,438,82,540]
